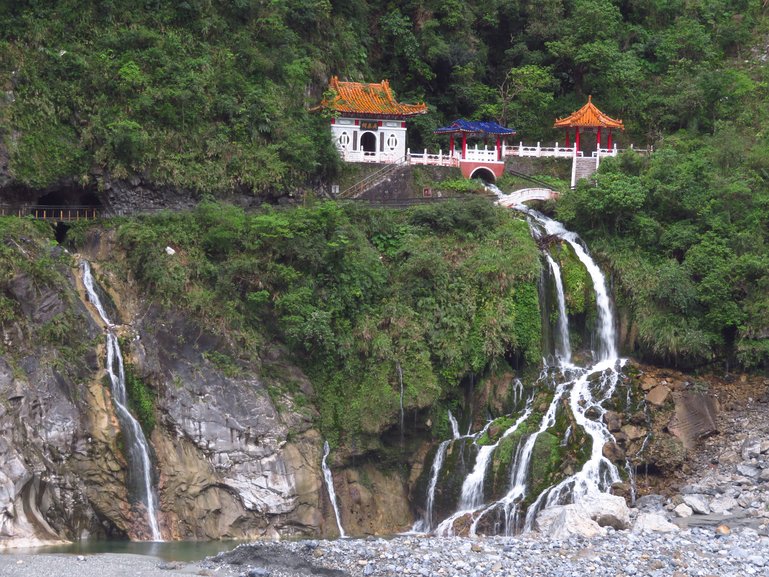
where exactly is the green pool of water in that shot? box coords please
[8,540,246,562]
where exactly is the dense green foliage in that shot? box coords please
[2,1,768,375]
[558,136,769,369]
[1,1,763,192]
[106,200,541,441]
[123,357,157,434]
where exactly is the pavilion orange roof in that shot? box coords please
[553,96,624,130]
[319,76,428,118]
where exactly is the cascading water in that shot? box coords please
[418,186,630,536]
[81,261,162,541]
[397,361,405,441]
[545,254,572,366]
[321,441,346,538]
[448,409,461,439]
[412,439,450,532]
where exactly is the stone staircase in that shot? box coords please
[337,159,407,199]
[571,156,599,188]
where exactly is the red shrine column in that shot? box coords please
[462,133,467,159]
[607,131,613,149]
[575,128,581,153]
[496,135,501,160]
[596,127,602,150]
[449,134,455,156]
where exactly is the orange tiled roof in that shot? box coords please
[553,96,624,130]
[320,76,428,118]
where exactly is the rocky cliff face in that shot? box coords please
[0,230,414,547]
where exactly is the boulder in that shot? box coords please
[604,411,622,433]
[621,425,646,441]
[582,493,631,530]
[632,512,679,533]
[640,376,657,392]
[709,495,738,514]
[742,438,763,460]
[736,464,759,479]
[718,449,740,465]
[645,385,671,406]
[602,441,625,462]
[682,494,711,515]
[634,494,666,512]
[667,391,718,449]
[673,503,693,518]
[535,505,606,540]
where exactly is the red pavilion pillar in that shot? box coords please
[449,134,455,156]
[596,127,602,150]
[496,135,501,160]
[575,128,581,153]
[607,131,613,149]
[462,133,467,159]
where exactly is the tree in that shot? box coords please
[495,65,556,130]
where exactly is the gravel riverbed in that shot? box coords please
[3,527,769,577]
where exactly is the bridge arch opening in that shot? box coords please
[470,167,496,183]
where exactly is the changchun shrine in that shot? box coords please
[318,79,646,188]
[318,76,427,163]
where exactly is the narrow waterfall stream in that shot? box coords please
[81,261,162,541]
[397,361,405,442]
[415,188,628,536]
[322,441,347,538]
[448,409,461,440]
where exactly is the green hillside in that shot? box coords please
[1,1,768,370]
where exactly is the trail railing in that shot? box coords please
[0,205,102,221]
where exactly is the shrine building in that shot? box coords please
[554,95,624,154]
[317,76,427,163]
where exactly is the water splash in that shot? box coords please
[321,441,346,538]
[81,261,162,541]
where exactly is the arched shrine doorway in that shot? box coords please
[360,131,377,154]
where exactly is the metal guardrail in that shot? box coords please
[0,205,102,221]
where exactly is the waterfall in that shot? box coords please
[545,254,572,365]
[396,361,404,441]
[434,400,532,536]
[412,439,450,532]
[525,210,617,361]
[321,441,346,538]
[81,261,162,541]
[448,409,461,439]
[420,186,629,536]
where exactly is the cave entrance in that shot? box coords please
[34,188,104,244]
[35,188,103,222]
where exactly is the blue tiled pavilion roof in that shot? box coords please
[434,119,516,135]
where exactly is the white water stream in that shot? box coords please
[448,409,461,439]
[421,187,628,535]
[321,441,346,538]
[81,261,162,541]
